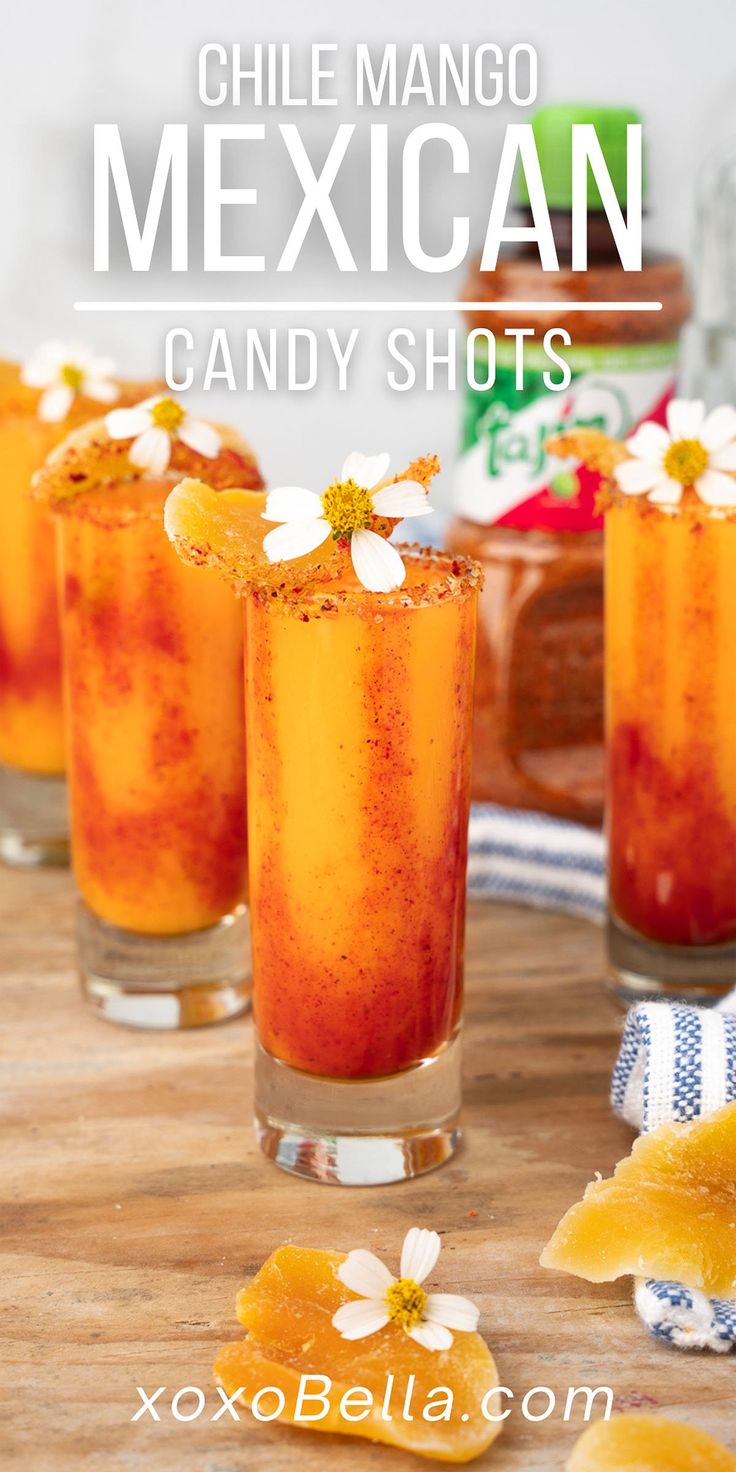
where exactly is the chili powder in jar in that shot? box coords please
[447,105,690,824]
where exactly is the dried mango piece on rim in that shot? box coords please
[546,419,736,518]
[32,411,264,513]
[546,426,630,479]
[164,476,324,591]
[567,1413,736,1471]
[214,1245,502,1464]
[164,453,440,595]
[540,1101,736,1298]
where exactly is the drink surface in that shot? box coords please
[607,498,736,946]
[58,478,248,935]
[245,549,478,1079]
[0,416,67,773]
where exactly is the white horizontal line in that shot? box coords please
[74,300,663,313]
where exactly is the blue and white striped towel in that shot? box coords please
[612,996,736,1351]
[467,804,605,921]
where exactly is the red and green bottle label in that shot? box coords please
[455,340,679,531]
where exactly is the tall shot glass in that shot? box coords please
[0,355,159,866]
[606,456,736,1002]
[247,548,480,1184]
[35,411,264,1027]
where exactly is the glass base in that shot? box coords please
[607,912,736,1005]
[0,764,68,867]
[254,1032,462,1186]
[77,900,251,1029]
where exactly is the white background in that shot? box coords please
[1,0,734,499]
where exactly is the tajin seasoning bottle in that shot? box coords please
[447,105,690,824]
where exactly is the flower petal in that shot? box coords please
[341,450,390,489]
[614,459,661,495]
[625,422,670,462]
[38,384,74,423]
[694,468,736,507]
[129,426,172,475]
[400,1227,441,1285]
[341,450,368,482]
[332,1299,390,1340]
[407,1321,453,1351]
[262,487,323,524]
[84,376,119,405]
[647,474,683,506]
[666,398,705,441]
[371,482,434,519]
[263,518,331,563]
[424,1293,480,1332]
[700,405,736,453]
[350,529,405,593]
[178,418,221,459]
[105,406,151,440]
[21,340,68,386]
[338,1249,394,1299]
[85,353,117,379]
[710,443,736,472]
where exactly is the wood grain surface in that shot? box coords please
[1,867,733,1470]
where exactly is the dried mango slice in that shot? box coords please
[545,427,629,479]
[541,1101,736,1297]
[214,1245,502,1464]
[164,477,328,592]
[163,455,439,595]
[545,426,718,521]
[32,415,263,507]
[567,1413,736,1471]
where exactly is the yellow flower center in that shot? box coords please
[60,363,84,392]
[150,397,185,433]
[321,478,374,540]
[662,437,708,486]
[385,1278,427,1330]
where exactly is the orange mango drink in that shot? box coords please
[34,406,264,1027]
[0,399,65,775]
[549,413,736,1000]
[165,459,480,1180]
[246,555,477,1080]
[607,496,736,952]
[0,354,161,863]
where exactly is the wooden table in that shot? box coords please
[1,867,733,1470]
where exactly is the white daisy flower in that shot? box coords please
[261,450,433,594]
[332,1227,479,1352]
[21,340,119,423]
[614,399,736,508]
[105,395,221,476]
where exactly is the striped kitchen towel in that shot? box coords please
[612,995,736,1351]
[467,804,605,921]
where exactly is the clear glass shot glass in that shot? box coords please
[247,547,480,1184]
[41,416,264,1028]
[606,494,736,1003]
[0,361,158,865]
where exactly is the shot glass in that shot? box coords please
[606,491,736,1002]
[0,351,159,865]
[247,548,480,1184]
[37,408,264,1027]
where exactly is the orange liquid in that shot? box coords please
[57,480,248,935]
[0,415,66,773]
[606,500,736,946]
[245,551,477,1079]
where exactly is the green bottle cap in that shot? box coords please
[517,104,646,210]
